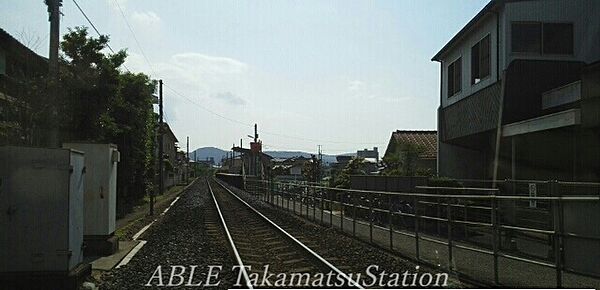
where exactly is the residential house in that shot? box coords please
[383,130,437,174]
[357,147,379,163]
[196,157,215,167]
[288,156,310,176]
[0,28,48,145]
[433,0,600,181]
[176,150,187,184]
[231,145,273,178]
[159,123,180,189]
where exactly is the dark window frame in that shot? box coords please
[543,22,574,55]
[511,22,542,54]
[447,57,462,98]
[471,34,491,85]
[511,21,574,55]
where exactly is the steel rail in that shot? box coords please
[213,178,364,289]
[206,180,254,289]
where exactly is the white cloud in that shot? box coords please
[124,52,251,122]
[346,79,408,103]
[107,0,129,12]
[171,53,248,75]
[347,80,365,91]
[213,91,247,106]
[130,11,162,27]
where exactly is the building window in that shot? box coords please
[471,34,490,85]
[512,22,541,53]
[512,22,573,55]
[447,57,462,97]
[543,23,573,54]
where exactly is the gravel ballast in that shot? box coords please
[100,179,237,289]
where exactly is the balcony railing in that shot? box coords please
[542,81,581,110]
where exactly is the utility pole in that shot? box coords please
[45,0,62,147]
[186,136,189,183]
[153,80,164,215]
[317,145,323,183]
[254,124,258,176]
[254,123,258,142]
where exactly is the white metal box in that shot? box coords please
[63,143,119,236]
[0,146,85,273]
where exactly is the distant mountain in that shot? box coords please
[191,147,228,164]
[191,147,357,165]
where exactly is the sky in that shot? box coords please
[1,0,488,154]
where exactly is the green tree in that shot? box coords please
[333,157,367,188]
[59,26,126,141]
[302,154,321,182]
[58,27,157,215]
[382,141,429,176]
[109,72,157,214]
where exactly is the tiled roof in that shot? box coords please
[389,130,437,159]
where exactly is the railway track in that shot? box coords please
[208,178,363,289]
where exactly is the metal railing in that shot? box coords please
[241,179,600,288]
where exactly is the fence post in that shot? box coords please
[264,180,268,202]
[306,186,309,218]
[551,180,563,288]
[330,191,333,227]
[287,185,290,212]
[320,188,324,224]
[491,193,499,285]
[415,195,420,262]
[293,187,296,215]
[389,194,393,250]
[341,192,345,232]
[270,180,274,205]
[464,200,469,240]
[353,194,356,237]
[447,198,453,271]
[369,193,374,244]
[313,186,316,221]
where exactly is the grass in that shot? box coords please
[142,185,184,203]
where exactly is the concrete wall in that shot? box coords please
[349,175,428,193]
[438,141,490,180]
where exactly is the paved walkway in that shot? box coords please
[266,194,599,288]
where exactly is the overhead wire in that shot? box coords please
[73,0,382,150]
[111,0,156,76]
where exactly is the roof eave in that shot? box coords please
[431,0,501,62]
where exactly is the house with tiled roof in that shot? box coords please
[383,130,437,173]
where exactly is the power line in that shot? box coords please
[163,84,253,127]
[261,130,381,145]
[111,0,156,75]
[163,84,383,146]
[74,1,380,148]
